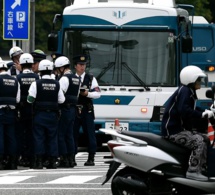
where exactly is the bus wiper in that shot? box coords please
[121,62,150,91]
[96,62,115,81]
[96,62,150,91]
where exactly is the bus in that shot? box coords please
[47,0,212,144]
[183,16,215,88]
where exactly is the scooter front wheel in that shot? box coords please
[111,166,148,195]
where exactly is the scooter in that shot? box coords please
[100,88,215,195]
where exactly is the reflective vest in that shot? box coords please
[63,74,80,105]
[34,79,60,111]
[17,73,39,102]
[0,74,18,106]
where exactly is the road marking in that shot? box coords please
[47,175,102,184]
[0,176,34,184]
[0,187,111,190]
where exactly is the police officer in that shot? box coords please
[0,59,20,170]
[27,59,65,169]
[51,52,65,80]
[51,53,64,63]
[8,46,23,77]
[73,55,101,166]
[54,56,80,168]
[31,49,46,74]
[16,53,40,167]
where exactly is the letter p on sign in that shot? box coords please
[16,11,25,22]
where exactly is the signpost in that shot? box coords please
[3,0,30,40]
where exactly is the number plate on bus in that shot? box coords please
[105,122,129,131]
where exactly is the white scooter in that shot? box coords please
[100,88,215,195]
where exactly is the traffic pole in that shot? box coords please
[114,118,120,133]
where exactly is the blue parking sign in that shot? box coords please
[3,0,30,40]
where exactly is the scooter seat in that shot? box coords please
[121,131,190,163]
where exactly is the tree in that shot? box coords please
[176,0,213,22]
[34,0,65,54]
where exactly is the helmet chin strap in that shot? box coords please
[59,67,66,77]
[187,83,196,90]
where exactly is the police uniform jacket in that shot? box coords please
[59,70,80,106]
[8,66,20,77]
[161,85,203,137]
[28,75,65,110]
[77,72,100,106]
[0,72,20,109]
[16,69,39,103]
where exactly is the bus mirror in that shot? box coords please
[182,35,192,53]
[48,33,58,51]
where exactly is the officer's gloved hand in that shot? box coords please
[202,109,214,118]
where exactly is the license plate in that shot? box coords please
[105,122,129,131]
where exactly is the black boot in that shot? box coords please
[30,156,37,169]
[68,154,76,167]
[0,155,4,170]
[5,155,17,170]
[35,155,43,169]
[84,153,95,166]
[73,154,77,166]
[46,157,57,169]
[58,155,69,168]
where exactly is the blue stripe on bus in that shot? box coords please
[93,95,135,105]
[63,15,177,29]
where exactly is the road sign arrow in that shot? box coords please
[7,31,13,37]
[11,0,21,10]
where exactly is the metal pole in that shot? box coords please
[12,40,16,47]
[21,0,35,52]
[30,0,35,52]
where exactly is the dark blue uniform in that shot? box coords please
[0,74,19,169]
[58,73,80,167]
[33,79,59,154]
[16,72,39,165]
[73,74,97,155]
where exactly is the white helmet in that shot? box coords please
[54,56,70,68]
[38,59,53,71]
[19,53,34,65]
[180,65,206,86]
[0,59,8,69]
[9,46,23,59]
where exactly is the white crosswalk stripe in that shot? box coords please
[0,176,34,184]
[47,175,102,184]
[0,152,114,185]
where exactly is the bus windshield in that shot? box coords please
[63,30,176,87]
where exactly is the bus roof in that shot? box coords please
[72,0,176,8]
[191,16,209,24]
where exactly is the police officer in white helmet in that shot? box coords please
[16,53,40,168]
[0,59,20,170]
[8,46,23,77]
[27,59,65,169]
[54,56,80,168]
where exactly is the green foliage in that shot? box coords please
[176,0,212,22]
[34,0,65,54]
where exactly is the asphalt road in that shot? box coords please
[0,149,113,195]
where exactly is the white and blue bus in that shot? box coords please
[48,0,213,144]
